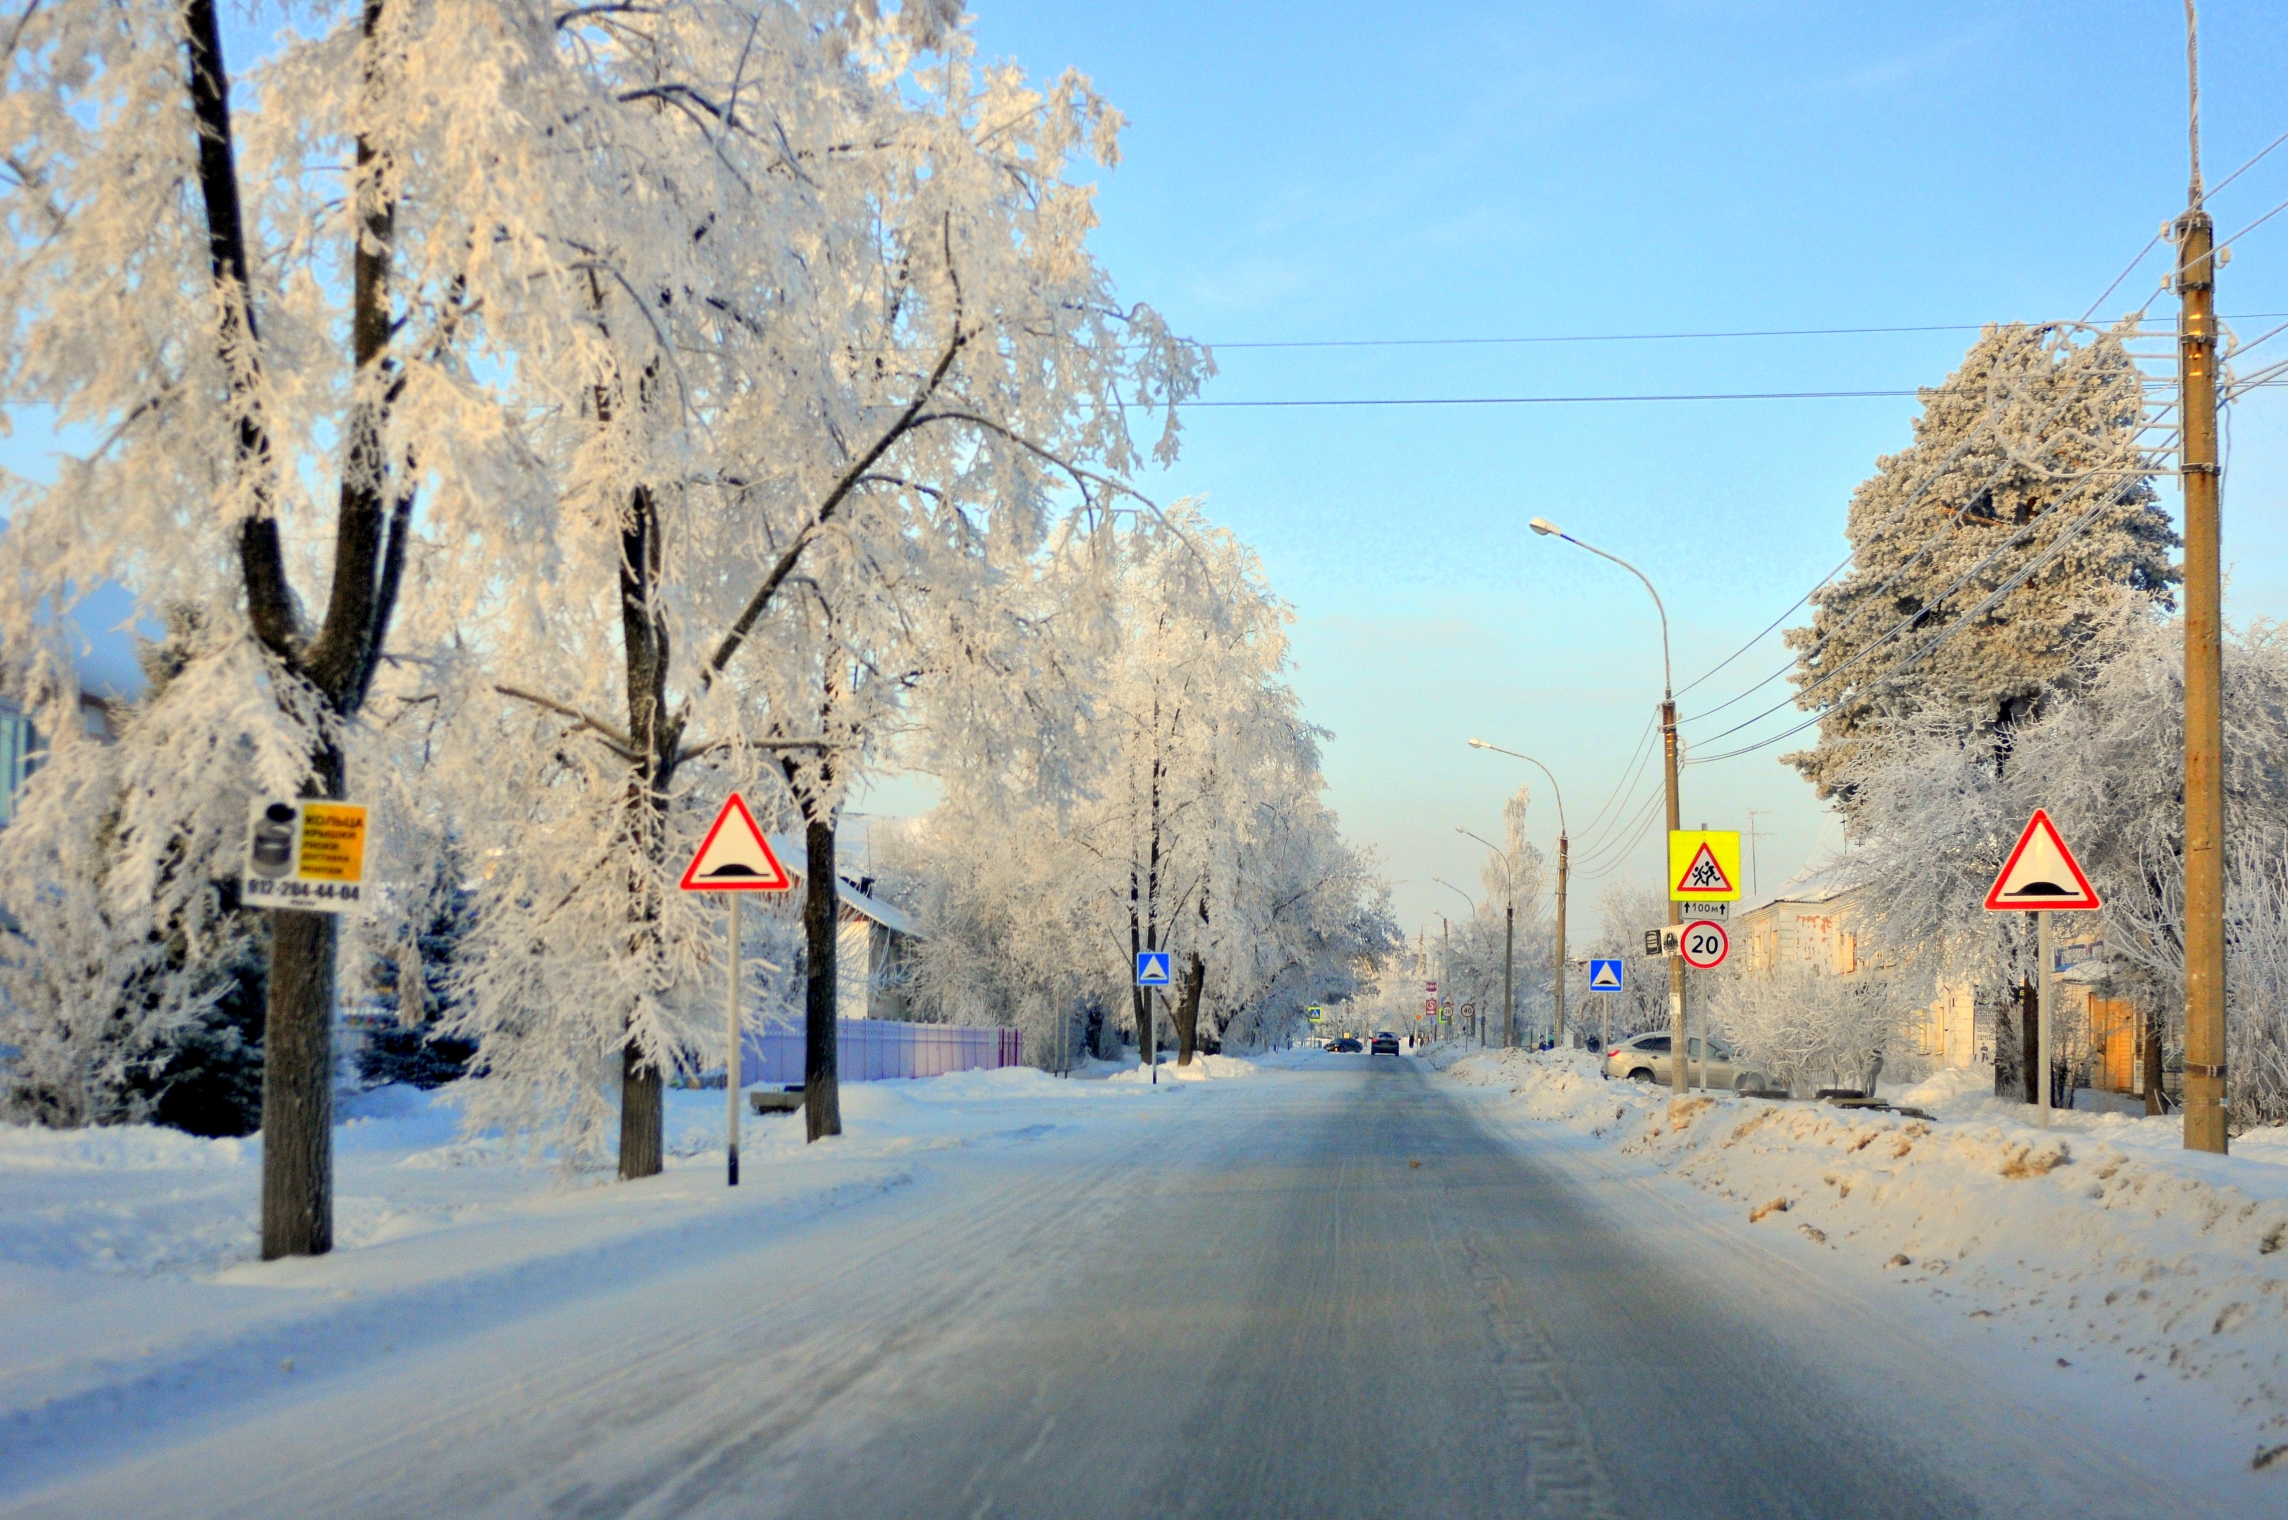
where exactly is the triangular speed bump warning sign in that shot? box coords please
[1587,958,1623,991]
[1984,809,2100,912]
[1668,830,1741,901]
[680,794,794,892]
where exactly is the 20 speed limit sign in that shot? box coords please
[1678,919,1730,970]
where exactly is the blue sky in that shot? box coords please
[9,2,2287,948]
[944,0,2288,938]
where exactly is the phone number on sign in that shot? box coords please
[244,878,362,905]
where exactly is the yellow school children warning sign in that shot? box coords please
[1668,830,1741,901]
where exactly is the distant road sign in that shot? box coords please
[1984,809,2101,912]
[1669,830,1742,901]
[1587,958,1624,991]
[1678,920,1730,970]
[1307,1005,1325,1023]
[1136,950,1173,986]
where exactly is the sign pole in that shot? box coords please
[2036,908,2053,1130]
[727,893,741,1186]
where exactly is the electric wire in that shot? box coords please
[1569,717,1662,858]
[1685,483,2138,766]
[1680,445,2173,754]
[1670,322,2169,713]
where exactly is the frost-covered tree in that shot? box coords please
[2,2,1202,1210]
[1707,964,1916,1098]
[1841,612,2288,1126]
[423,3,1202,1169]
[1579,881,1670,1045]
[1783,323,2178,809]
[897,506,1394,1065]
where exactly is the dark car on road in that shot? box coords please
[1369,1031,1401,1055]
[1329,1036,1364,1053]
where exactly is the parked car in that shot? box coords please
[1330,1036,1364,1054]
[1370,1031,1401,1055]
[1601,1032,1770,1092]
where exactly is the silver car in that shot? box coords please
[1601,1033,1770,1093]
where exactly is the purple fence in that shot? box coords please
[740,1020,1023,1086]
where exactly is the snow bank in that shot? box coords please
[1105,1053,1257,1084]
[1442,1049,2288,1442]
[0,1122,253,1173]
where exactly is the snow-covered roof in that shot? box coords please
[1737,856,1867,917]
[766,833,920,938]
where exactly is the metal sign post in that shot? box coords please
[1983,810,2100,1130]
[727,895,740,1182]
[679,793,795,1187]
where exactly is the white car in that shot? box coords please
[1601,1032,1772,1093]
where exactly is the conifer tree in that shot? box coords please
[1783,323,2177,809]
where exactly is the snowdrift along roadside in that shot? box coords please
[1441,1048,2288,1445]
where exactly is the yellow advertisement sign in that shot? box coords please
[296,803,369,883]
[242,799,369,914]
[1668,830,1742,901]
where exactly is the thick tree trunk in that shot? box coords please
[618,1047,665,1179]
[259,909,334,1257]
[803,814,843,1140]
[614,477,675,1179]
[1175,952,1205,1065]
[189,0,410,1258]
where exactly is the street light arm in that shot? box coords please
[1463,741,1568,841]
[1431,877,1478,916]
[1525,523,1672,701]
[1453,825,1516,902]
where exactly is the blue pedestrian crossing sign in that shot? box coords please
[1587,958,1625,992]
[1136,950,1173,987]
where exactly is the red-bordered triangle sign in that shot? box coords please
[1674,841,1734,896]
[679,793,794,892]
[1984,809,2100,912]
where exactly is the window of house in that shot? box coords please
[0,709,32,826]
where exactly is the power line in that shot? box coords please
[1201,314,2284,353]
[1152,388,1919,410]
[1686,481,2138,766]
[1668,319,2179,716]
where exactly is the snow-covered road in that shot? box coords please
[2,1057,2268,1518]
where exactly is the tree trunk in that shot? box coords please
[613,476,675,1179]
[1174,952,1205,1065]
[803,814,843,1140]
[188,0,411,1258]
[259,909,334,1257]
[618,1047,664,1179]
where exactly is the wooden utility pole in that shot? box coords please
[2179,3,2228,1154]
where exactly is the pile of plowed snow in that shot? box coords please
[1443,1048,2288,1443]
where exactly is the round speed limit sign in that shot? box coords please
[1678,919,1730,970]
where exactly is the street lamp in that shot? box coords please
[1528,517,1687,1096]
[1453,825,1516,1051]
[1465,747,1570,1051]
[1432,882,1474,1043]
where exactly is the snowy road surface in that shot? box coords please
[2,1057,2254,1518]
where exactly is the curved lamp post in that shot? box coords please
[1431,880,1475,1042]
[1526,518,1688,1094]
[1451,832,1510,1050]
[1464,748,1571,1051]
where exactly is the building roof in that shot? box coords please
[766,833,920,938]
[1737,856,1867,918]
